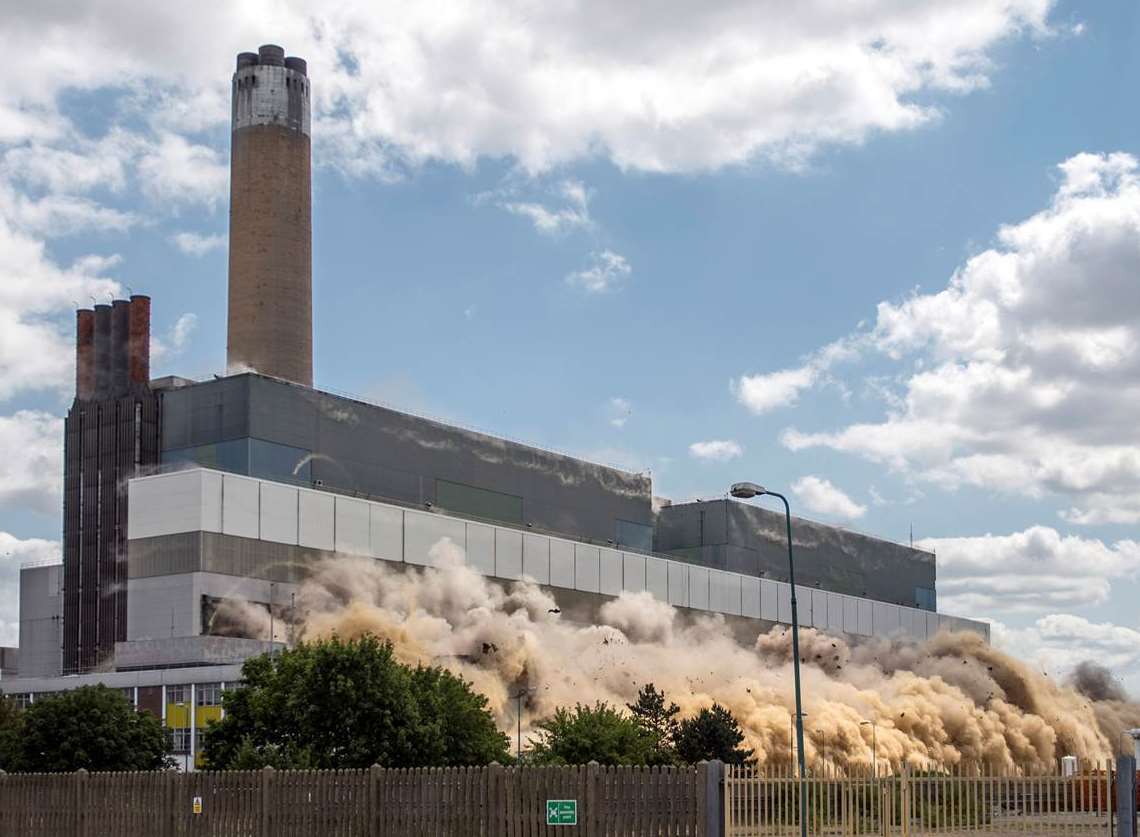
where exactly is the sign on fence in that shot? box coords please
[191,796,202,815]
[546,799,577,825]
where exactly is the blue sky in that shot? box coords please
[2,0,1139,689]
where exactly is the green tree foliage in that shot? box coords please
[5,686,171,772]
[674,703,754,765]
[0,696,23,770]
[201,635,509,769]
[529,702,656,766]
[626,683,680,765]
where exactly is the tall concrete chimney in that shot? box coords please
[226,44,312,387]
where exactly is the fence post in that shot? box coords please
[900,765,911,837]
[75,768,88,837]
[704,760,724,837]
[260,766,275,837]
[1118,756,1137,837]
[586,761,600,837]
[368,764,381,836]
[164,769,176,837]
[487,762,502,836]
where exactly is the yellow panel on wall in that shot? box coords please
[166,704,190,727]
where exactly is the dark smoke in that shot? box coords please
[1068,661,1129,703]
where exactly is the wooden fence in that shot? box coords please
[724,761,1123,836]
[0,761,718,836]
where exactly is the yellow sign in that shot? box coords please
[192,796,203,815]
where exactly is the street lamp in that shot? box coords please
[861,720,878,777]
[731,481,807,837]
[513,687,537,763]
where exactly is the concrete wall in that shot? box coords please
[18,563,61,678]
[655,500,937,610]
[127,469,988,643]
[159,374,654,547]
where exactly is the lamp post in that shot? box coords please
[731,481,806,837]
[861,720,878,777]
[513,687,537,763]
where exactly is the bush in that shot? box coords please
[529,702,656,766]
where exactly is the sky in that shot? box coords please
[1,0,1139,691]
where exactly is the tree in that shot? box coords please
[627,684,680,765]
[13,686,171,772]
[674,703,754,765]
[0,696,23,770]
[529,702,656,766]
[201,635,509,769]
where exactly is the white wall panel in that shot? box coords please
[710,570,741,616]
[776,583,793,624]
[259,482,298,545]
[646,558,668,602]
[129,472,209,539]
[574,545,600,593]
[404,511,465,566]
[811,589,828,629]
[550,540,574,588]
[298,490,334,551]
[760,579,779,621]
[466,523,496,575]
[369,504,403,562]
[523,534,550,584]
[599,549,622,595]
[742,576,761,619]
[858,599,873,636]
[334,497,370,555]
[496,528,523,580]
[826,593,845,633]
[844,596,859,634]
[925,611,939,640]
[222,474,260,539]
[200,470,223,533]
[667,561,687,606]
[797,593,810,627]
[622,553,646,594]
[688,566,710,610]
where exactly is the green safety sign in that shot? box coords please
[546,799,577,826]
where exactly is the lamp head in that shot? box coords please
[730,481,766,499]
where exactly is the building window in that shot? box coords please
[196,682,222,707]
[435,479,523,525]
[914,586,937,612]
[616,519,653,552]
[169,727,192,753]
[166,684,189,705]
[249,438,312,484]
[118,687,135,707]
[9,693,31,709]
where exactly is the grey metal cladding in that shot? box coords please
[655,500,935,608]
[160,374,653,544]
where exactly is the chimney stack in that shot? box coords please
[111,299,130,393]
[226,44,313,387]
[128,295,151,385]
[75,309,94,400]
[93,304,111,399]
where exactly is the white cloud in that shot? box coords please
[566,250,631,294]
[0,531,60,646]
[136,133,228,207]
[150,313,198,366]
[733,365,817,413]
[919,526,1140,615]
[0,2,1054,175]
[790,475,866,520]
[171,231,225,256]
[993,615,1140,685]
[493,179,592,235]
[606,397,632,429]
[689,439,744,462]
[0,411,64,516]
[767,153,1140,524]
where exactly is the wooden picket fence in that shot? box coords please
[0,761,717,836]
[724,761,1121,836]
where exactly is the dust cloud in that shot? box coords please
[216,541,1137,774]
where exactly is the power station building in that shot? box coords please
[1,45,986,769]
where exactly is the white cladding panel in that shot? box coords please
[844,596,859,634]
[858,599,873,636]
[646,557,668,602]
[925,611,940,639]
[222,474,260,539]
[466,523,496,575]
[259,481,298,545]
[200,470,223,533]
[667,561,688,606]
[599,549,622,595]
[827,593,845,633]
[403,511,465,566]
[334,497,370,556]
[523,534,550,584]
[623,553,646,593]
[550,540,574,588]
[710,570,741,616]
[797,593,810,627]
[811,589,828,629]
[688,566,710,610]
[496,529,523,580]
[574,545,600,593]
[128,472,206,539]
[298,490,334,551]
[760,579,779,621]
[776,583,793,624]
[742,576,761,618]
[369,504,403,562]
